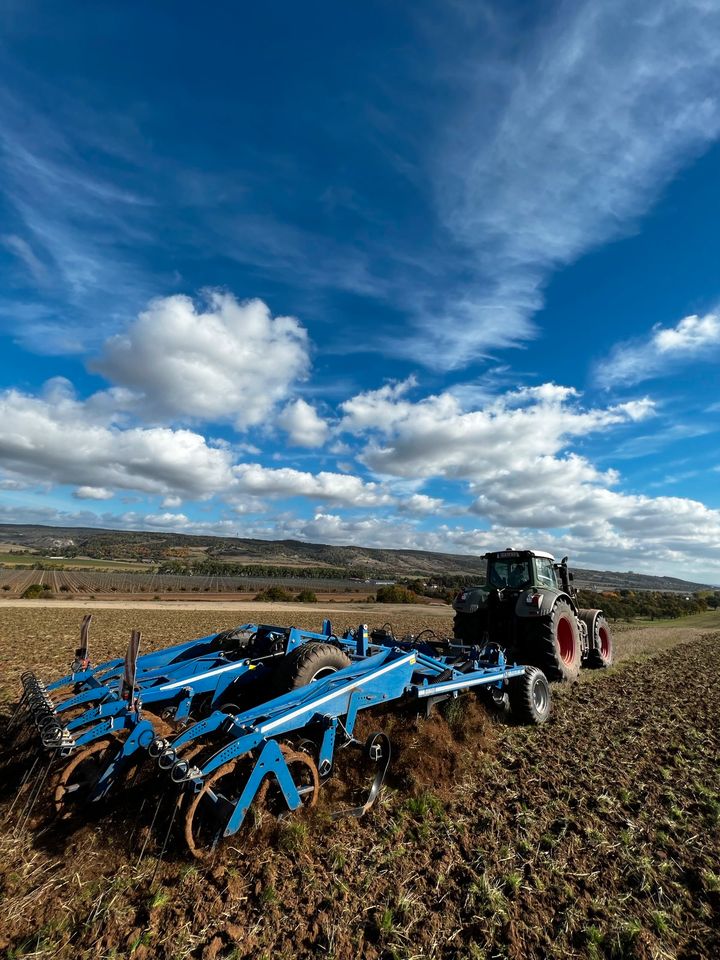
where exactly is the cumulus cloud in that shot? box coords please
[93,291,310,429]
[0,379,402,509]
[342,380,653,481]
[414,0,720,368]
[601,311,720,386]
[277,398,329,447]
[339,380,686,538]
[0,384,237,498]
[73,486,114,500]
[398,493,445,515]
[233,464,393,507]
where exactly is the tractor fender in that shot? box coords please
[514,588,575,620]
[578,608,601,635]
[578,610,603,656]
[452,587,489,615]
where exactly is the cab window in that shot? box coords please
[535,558,556,587]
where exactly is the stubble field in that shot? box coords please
[0,603,718,959]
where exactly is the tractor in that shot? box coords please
[452,549,613,682]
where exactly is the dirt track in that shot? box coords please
[0,608,719,959]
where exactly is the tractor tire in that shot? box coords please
[280,642,352,692]
[509,667,551,725]
[527,600,581,682]
[586,615,613,668]
[453,612,482,643]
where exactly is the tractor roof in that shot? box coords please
[484,549,556,561]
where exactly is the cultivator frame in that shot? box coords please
[10,618,347,816]
[7,616,552,859]
[151,628,540,857]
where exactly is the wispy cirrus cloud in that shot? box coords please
[409,0,720,369]
[0,85,156,351]
[599,310,720,386]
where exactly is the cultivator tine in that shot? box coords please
[122,630,141,707]
[79,614,91,657]
[332,732,392,820]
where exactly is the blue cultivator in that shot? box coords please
[8,617,350,823]
[16,614,292,747]
[151,627,552,859]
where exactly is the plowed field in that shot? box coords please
[0,605,718,959]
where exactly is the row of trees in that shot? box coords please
[157,558,386,581]
[577,589,716,621]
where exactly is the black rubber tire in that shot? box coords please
[453,612,482,643]
[280,642,352,692]
[586,615,613,668]
[509,666,551,725]
[526,600,581,682]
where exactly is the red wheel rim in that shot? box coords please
[599,626,610,659]
[556,617,575,665]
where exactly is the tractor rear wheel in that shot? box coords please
[509,667,551,724]
[586,616,613,668]
[527,601,581,682]
[280,642,352,691]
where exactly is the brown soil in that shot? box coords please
[0,608,718,959]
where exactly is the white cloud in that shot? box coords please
[413,0,720,368]
[73,486,114,500]
[233,464,393,507]
[93,291,310,429]
[0,384,237,498]
[1,234,48,284]
[338,376,419,434]
[602,311,720,385]
[143,511,191,528]
[342,381,653,483]
[161,495,182,508]
[398,493,445,515]
[277,398,329,447]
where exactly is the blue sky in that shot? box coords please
[1,0,719,581]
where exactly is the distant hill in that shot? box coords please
[0,522,716,593]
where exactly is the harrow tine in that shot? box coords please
[3,754,39,822]
[14,755,54,835]
[7,689,30,730]
[150,790,184,887]
[137,793,166,869]
[128,796,148,849]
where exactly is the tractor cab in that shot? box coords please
[485,550,559,593]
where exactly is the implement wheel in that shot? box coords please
[587,615,613,668]
[509,667,551,725]
[53,738,119,818]
[280,642,351,691]
[184,745,319,860]
[528,601,581,682]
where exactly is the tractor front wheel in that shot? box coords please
[509,667,551,724]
